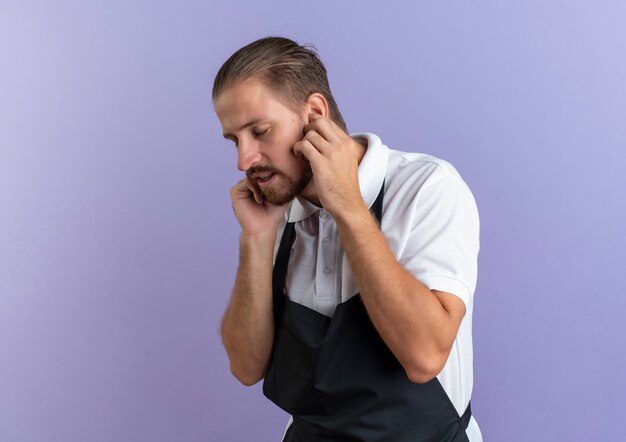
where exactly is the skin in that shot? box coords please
[214,76,467,386]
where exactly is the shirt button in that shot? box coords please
[320,210,328,219]
[323,266,332,275]
[322,236,330,246]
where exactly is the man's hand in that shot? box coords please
[230,178,287,238]
[293,114,365,217]
[223,177,282,386]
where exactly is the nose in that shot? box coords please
[236,140,263,172]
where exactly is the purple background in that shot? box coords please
[1,1,625,441]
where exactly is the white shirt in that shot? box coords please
[273,132,482,441]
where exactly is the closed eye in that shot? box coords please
[227,128,269,148]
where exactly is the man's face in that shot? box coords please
[214,77,313,206]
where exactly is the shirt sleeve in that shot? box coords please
[398,173,480,308]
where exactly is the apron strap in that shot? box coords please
[461,401,472,429]
[272,222,296,296]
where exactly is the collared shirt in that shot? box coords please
[273,132,482,441]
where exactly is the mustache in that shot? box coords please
[246,165,284,179]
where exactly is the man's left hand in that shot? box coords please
[293,114,366,216]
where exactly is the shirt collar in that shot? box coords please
[286,132,389,222]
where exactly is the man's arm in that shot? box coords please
[220,179,286,386]
[294,114,469,383]
[333,205,466,384]
[221,231,276,386]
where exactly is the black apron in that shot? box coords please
[263,182,472,441]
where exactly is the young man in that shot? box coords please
[213,36,482,441]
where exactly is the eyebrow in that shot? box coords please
[222,118,266,139]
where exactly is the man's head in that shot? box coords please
[212,36,347,132]
[212,36,346,205]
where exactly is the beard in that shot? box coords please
[246,160,313,206]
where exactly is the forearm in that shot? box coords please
[221,231,276,386]
[334,204,460,383]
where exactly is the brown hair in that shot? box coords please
[212,36,347,132]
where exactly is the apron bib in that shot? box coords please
[263,183,471,441]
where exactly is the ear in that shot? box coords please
[302,92,330,123]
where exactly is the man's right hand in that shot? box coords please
[230,178,288,238]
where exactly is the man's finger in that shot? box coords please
[294,139,323,164]
[305,114,341,143]
[303,129,331,153]
[231,178,263,204]
[243,177,264,204]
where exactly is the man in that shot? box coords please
[213,36,482,441]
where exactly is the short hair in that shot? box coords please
[212,36,347,132]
